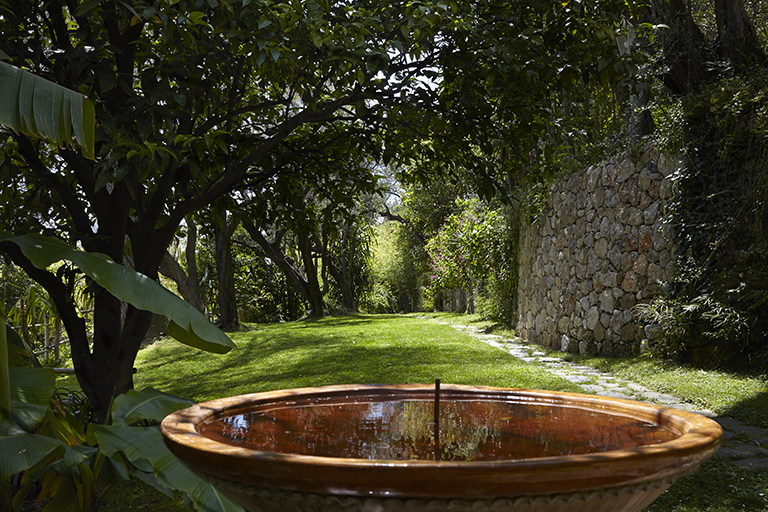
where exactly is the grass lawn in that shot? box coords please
[559,356,768,428]
[132,314,580,401]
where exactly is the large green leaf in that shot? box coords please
[111,388,194,426]
[0,434,88,480]
[0,232,235,354]
[93,425,244,512]
[0,60,94,159]
[7,367,55,430]
[6,323,42,368]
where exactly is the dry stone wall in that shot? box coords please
[517,145,679,357]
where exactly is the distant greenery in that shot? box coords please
[132,314,580,403]
[368,222,421,314]
[424,198,519,325]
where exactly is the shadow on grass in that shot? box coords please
[644,457,768,511]
[720,391,768,429]
[159,335,487,400]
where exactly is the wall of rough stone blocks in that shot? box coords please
[516,145,680,357]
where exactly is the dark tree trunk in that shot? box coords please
[159,251,205,313]
[648,0,712,94]
[297,230,325,317]
[714,0,766,67]
[215,209,241,331]
[185,218,204,312]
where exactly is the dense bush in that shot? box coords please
[424,198,519,325]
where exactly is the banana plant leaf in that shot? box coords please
[0,60,95,159]
[0,232,235,354]
[93,424,244,512]
[6,323,42,368]
[111,387,193,427]
[6,367,55,431]
[0,434,90,481]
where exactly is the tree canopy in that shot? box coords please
[0,0,634,419]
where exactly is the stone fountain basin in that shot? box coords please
[161,384,722,512]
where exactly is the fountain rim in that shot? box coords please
[161,382,722,468]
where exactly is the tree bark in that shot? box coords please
[714,0,766,67]
[648,0,712,94]
[297,230,325,317]
[323,225,356,312]
[159,251,205,313]
[215,208,241,331]
[186,218,204,312]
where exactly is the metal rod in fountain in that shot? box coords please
[433,378,441,461]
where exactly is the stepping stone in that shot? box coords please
[597,390,633,399]
[666,403,717,417]
[564,375,591,384]
[728,425,768,438]
[716,417,748,430]
[581,385,605,393]
[538,357,562,362]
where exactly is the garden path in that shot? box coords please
[435,320,768,471]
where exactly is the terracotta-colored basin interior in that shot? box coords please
[161,384,722,500]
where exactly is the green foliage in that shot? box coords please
[324,216,375,313]
[368,222,421,313]
[646,64,768,370]
[0,359,242,512]
[0,60,94,159]
[1,232,234,354]
[424,198,519,324]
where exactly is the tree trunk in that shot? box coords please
[159,251,206,313]
[714,0,766,67]
[648,0,712,94]
[323,226,356,312]
[215,209,241,331]
[186,218,204,312]
[80,292,151,422]
[241,219,316,307]
[297,230,325,317]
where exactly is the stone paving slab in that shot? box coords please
[438,318,768,470]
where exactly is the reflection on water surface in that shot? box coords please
[199,399,676,461]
